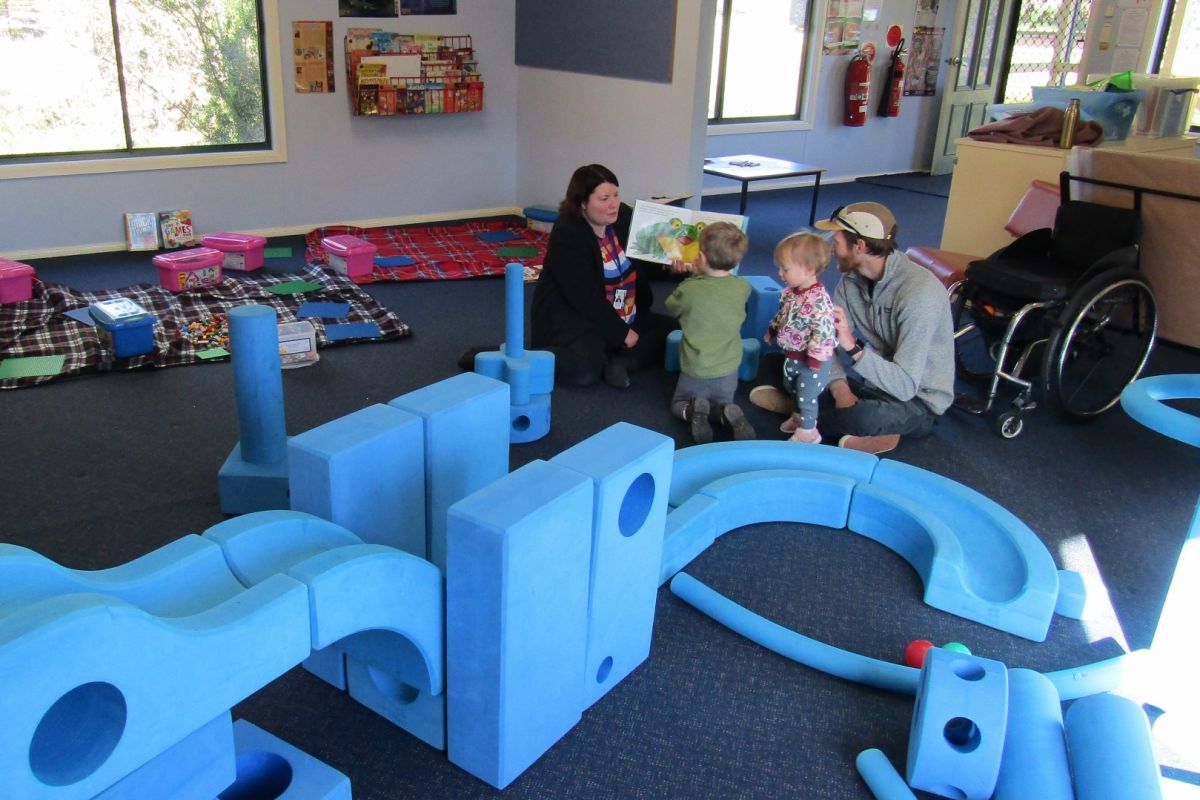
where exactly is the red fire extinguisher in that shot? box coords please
[879,39,906,117]
[844,51,872,126]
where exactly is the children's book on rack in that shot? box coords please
[625,201,748,266]
[346,29,483,116]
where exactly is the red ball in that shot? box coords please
[904,639,935,668]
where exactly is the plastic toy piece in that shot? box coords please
[1120,374,1200,448]
[993,669,1073,800]
[904,639,935,669]
[855,748,918,800]
[906,647,1009,800]
[390,372,511,570]
[288,403,427,555]
[228,718,351,799]
[95,711,236,800]
[1065,693,1164,800]
[446,459,594,789]
[550,422,674,708]
[219,304,291,514]
[472,263,554,443]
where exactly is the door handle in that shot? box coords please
[944,56,963,66]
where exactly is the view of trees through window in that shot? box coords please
[1004,0,1089,102]
[0,0,268,160]
[709,0,812,122]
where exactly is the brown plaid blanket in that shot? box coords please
[0,265,410,389]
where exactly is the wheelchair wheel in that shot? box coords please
[995,410,1024,439]
[1041,270,1157,419]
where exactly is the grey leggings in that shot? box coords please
[784,357,831,430]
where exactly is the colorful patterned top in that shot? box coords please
[770,282,836,366]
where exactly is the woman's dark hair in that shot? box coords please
[558,163,619,221]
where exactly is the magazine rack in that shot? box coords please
[346,30,484,116]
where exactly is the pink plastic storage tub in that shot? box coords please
[321,235,377,281]
[153,247,224,293]
[0,259,36,304]
[201,232,267,272]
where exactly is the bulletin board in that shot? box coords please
[514,0,677,84]
[1079,0,1162,78]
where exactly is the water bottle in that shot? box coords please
[1060,98,1081,148]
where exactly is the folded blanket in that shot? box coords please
[967,106,1103,148]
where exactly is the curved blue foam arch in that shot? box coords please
[1120,374,1200,448]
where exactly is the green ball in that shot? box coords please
[942,641,972,655]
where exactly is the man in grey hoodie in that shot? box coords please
[751,202,955,454]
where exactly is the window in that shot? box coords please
[1159,0,1200,130]
[708,0,819,125]
[1,0,277,171]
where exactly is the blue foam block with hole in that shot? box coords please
[289,403,426,555]
[993,669,1073,800]
[346,655,446,750]
[446,459,593,789]
[550,422,673,707]
[389,372,510,569]
[95,711,235,800]
[906,647,1009,800]
[509,394,552,444]
[228,718,351,800]
[1065,693,1163,800]
[870,459,1059,642]
[855,748,918,800]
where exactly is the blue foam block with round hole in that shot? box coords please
[95,711,235,800]
[346,654,446,750]
[228,718,351,800]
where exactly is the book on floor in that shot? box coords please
[158,209,194,249]
[124,212,160,251]
[625,200,747,266]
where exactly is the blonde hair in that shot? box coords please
[699,222,749,271]
[774,231,832,275]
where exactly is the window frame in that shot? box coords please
[706,0,826,134]
[0,0,287,181]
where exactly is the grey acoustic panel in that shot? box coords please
[515,0,677,84]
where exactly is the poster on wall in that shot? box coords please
[400,0,456,13]
[293,21,335,92]
[339,0,397,17]
[904,26,944,95]
[822,0,864,54]
[915,0,940,28]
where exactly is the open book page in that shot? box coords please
[626,200,747,266]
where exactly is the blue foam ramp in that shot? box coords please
[227,718,351,799]
[993,669,1073,800]
[1065,693,1164,800]
[289,403,426,555]
[1120,374,1200,448]
[390,372,510,569]
[446,460,593,789]
[856,748,917,800]
[668,441,877,507]
[0,574,311,798]
[550,422,674,707]
[202,510,363,587]
[346,655,446,750]
[96,711,235,800]
[906,647,1008,800]
[870,459,1059,642]
[699,468,855,532]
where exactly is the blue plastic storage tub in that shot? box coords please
[1030,87,1147,141]
[90,298,156,358]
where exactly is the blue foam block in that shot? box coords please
[219,442,292,515]
[870,459,1059,642]
[1055,569,1088,619]
[510,394,552,443]
[474,348,556,401]
[906,647,1009,800]
[551,422,674,707]
[664,329,683,372]
[855,748,918,800]
[1065,693,1163,800]
[741,275,783,352]
[658,493,720,584]
[446,460,594,789]
[1121,374,1200,448]
[303,645,347,690]
[390,372,510,569]
[993,669,1073,800]
[203,510,364,587]
[228,718,351,800]
[289,403,426,555]
[96,711,235,800]
[701,467,856,532]
[738,337,761,382]
[346,655,446,750]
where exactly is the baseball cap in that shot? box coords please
[814,202,898,242]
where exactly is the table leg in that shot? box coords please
[809,173,822,227]
[738,182,749,215]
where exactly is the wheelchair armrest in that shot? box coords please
[988,227,1052,260]
[1076,244,1141,286]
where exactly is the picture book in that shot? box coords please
[625,201,748,266]
[158,210,194,250]
[124,212,159,251]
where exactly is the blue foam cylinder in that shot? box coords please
[856,749,918,800]
[1065,693,1164,800]
[229,304,287,466]
[504,262,525,359]
[993,668,1073,800]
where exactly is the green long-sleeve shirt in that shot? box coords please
[666,273,751,378]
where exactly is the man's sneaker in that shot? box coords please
[837,433,900,455]
[789,426,822,444]
[687,397,713,444]
[719,403,756,441]
[603,357,631,389]
[749,385,793,415]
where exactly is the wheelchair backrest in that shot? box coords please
[1049,200,1141,275]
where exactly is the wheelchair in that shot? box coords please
[952,172,1158,439]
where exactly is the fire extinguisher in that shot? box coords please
[879,39,906,117]
[844,51,872,127]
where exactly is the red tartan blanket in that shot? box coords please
[304,220,549,283]
[0,265,410,389]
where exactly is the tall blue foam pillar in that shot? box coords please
[219,304,291,514]
[504,263,525,364]
[1065,693,1164,800]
